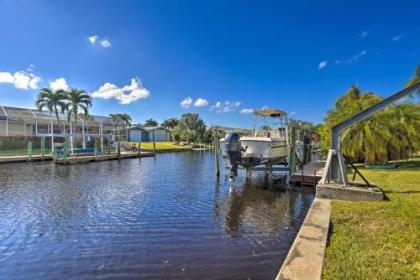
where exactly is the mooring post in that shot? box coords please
[94,141,98,160]
[64,135,69,160]
[288,125,296,176]
[214,129,220,177]
[108,135,112,154]
[152,131,156,154]
[138,141,141,155]
[27,140,32,162]
[117,141,121,159]
[40,136,45,160]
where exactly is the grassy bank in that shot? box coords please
[322,158,420,279]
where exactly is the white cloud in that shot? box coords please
[88,35,111,48]
[180,97,193,108]
[391,34,403,42]
[92,77,150,104]
[241,108,254,114]
[194,98,209,107]
[100,39,111,48]
[50,77,69,91]
[336,50,367,65]
[89,35,98,45]
[0,70,41,90]
[211,101,241,113]
[318,61,328,70]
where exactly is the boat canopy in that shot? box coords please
[253,108,287,118]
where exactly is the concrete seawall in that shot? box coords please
[276,198,331,280]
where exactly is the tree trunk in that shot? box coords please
[54,105,63,134]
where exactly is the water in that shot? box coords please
[0,152,314,279]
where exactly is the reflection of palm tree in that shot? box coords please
[36,88,67,133]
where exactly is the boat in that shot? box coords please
[220,108,289,177]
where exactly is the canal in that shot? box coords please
[0,152,314,279]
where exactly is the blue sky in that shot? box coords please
[0,0,419,128]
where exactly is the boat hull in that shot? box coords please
[220,137,288,167]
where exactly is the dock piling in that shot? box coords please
[214,129,220,176]
[27,141,32,162]
[40,136,45,160]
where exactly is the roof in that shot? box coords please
[129,125,169,132]
[254,108,287,118]
[0,105,118,125]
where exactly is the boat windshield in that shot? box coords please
[252,108,288,138]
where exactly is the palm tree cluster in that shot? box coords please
[109,113,132,141]
[36,88,92,134]
[318,66,420,164]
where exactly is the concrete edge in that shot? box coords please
[275,197,331,280]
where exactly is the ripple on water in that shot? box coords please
[0,152,314,279]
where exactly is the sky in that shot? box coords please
[0,0,419,128]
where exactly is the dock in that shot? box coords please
[53,151,155,165]
[289,161,325,186]
[0,154,53,163]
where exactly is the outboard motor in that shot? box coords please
[224,132,242,178]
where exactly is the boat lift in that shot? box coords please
[320,81,420,186]
[213,123,313,181]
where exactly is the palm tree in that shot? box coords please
[161,118,179,130]
[321,86,389,164]
[66,89,92,151]
[405,64,420,88]
[109,113,132,141]
[178,113,206,143]
[66,88,92,133]
[35,88,67,133]
[144,118,158,126]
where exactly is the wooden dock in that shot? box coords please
[290,161,325,186]
[54,151,155,165]
[0,154,53,163]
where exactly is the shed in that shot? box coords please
[128,126,171,142]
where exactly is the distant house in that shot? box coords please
[128,126,171,142]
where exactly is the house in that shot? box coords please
[128,126,171,142]
[0,105,125,138]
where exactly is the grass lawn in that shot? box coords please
[127,141,193,151]
[322,158,420,279]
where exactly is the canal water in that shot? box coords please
[0,152,314,279]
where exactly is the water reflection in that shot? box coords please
[0,152,314,279]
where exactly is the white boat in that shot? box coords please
[220,109,289,176]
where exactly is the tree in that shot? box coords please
[405,64,420,89]
[319,85,419,164]
[177,113,206,143]
[109,113,132,141]
[144,118,158,126]
[65,88,92,135]
[161,118,179,130]
[202,128,213,144]
[35,88,67,133]
[260,124,272,131]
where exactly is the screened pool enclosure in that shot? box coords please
[0,105,128,155]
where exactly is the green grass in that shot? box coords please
[127,141,193,151]
[322,158,420,280]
